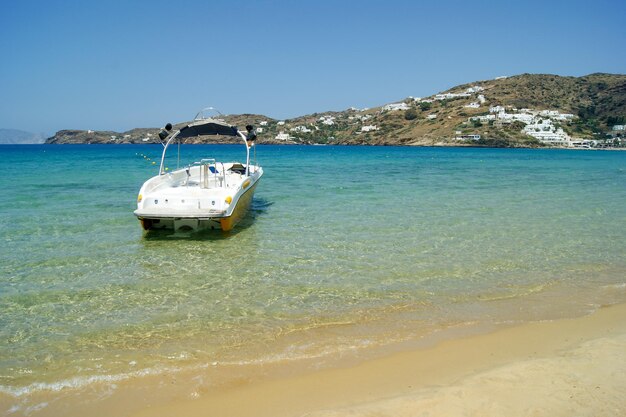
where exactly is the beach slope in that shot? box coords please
[133,303,626,417]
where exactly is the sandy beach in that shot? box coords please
[120,302,626,417]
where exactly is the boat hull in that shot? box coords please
[219,181,257,231]
[136,181,259,232]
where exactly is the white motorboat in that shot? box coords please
[134,109,263,232]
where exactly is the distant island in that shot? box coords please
[0,129,46,144]
[44,73,626,148]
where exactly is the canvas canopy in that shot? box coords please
[177,119,239,138]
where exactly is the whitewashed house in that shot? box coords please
[465,86,484,93]
[435,92,470,100]
[319,116,335,125]
[361,125,378,132]
[497,112,535,124]
[383,102,410,111]
[522,120,570,145]
[275,132,291,141]
[539,110,561,117]
[455,134,481,140]
[469,115,496,122]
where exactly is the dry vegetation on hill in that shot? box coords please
[47,73,626,147]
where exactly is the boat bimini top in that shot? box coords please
[157,109,257,176]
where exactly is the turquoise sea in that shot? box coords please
[1,144,625,413]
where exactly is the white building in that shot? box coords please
[275,132,291,141]
[352,114,372,121]
[539,110,561,117]
[569,139,596,148]
[382,102,410,111]
[522,120,570,145]
[435,92,470,100]
[427,114,438,120]
[259,121,268,126]
[524,130,570,145]
[469,115,496,122]
[361,125,378,132]
[319,116,335,125]
[277,121,285,126]
[455,134,481,140]
[290,126,312,133]
[465,86,484,93]
[464,102,480,108]
[613,125,625,131]
[497,112,535,124]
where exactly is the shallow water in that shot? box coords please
[1,144,625,410]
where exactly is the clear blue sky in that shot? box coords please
[1,0,624,135]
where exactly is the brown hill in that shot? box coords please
[46,73,626,147]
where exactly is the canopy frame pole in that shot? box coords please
[238,131,251,176]
[159,130,181,175]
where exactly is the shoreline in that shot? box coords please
[8,141,625,150]
[122,302,626,417]
[3,302,625,417]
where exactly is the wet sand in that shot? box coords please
[128,303,626,417]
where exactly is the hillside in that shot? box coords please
[45,73,626,147]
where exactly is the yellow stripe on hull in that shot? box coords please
[219,182,258,231]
